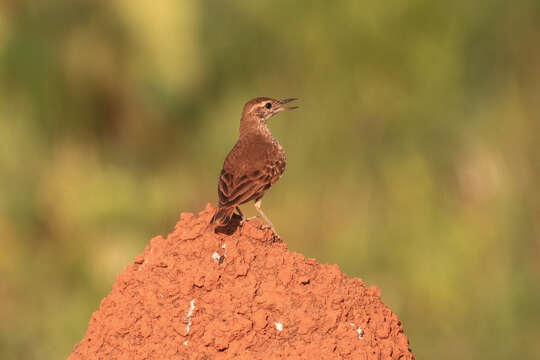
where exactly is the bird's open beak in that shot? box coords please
[276,98,298,112]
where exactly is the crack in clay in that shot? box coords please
[137,259,148,271]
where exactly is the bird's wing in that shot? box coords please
[218,168,271,207]
[217,135,285,208]
[271,159,286,184]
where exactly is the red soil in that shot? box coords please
[69,205,414,359]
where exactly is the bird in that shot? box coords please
[210,97,298,236]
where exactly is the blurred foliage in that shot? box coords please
[1,1,539,359]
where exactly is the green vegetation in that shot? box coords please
[1,1,539,359]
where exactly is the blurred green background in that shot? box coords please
[1,1,539,359]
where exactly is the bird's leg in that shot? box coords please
[254,199,279,237]
[235,206,245,220]
[236,206,257,225]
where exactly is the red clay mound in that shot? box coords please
[69,205,414,359]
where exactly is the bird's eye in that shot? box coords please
[265,102,272,109]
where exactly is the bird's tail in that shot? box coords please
[210,206,235,227]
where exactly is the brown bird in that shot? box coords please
[211,97,298,236]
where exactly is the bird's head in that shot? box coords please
[242,97,298,124]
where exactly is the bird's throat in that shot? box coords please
[239,118,272,138]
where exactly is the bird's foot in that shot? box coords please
[260,224,280,239]
[240,216,258,226]
[269,231,281,241]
